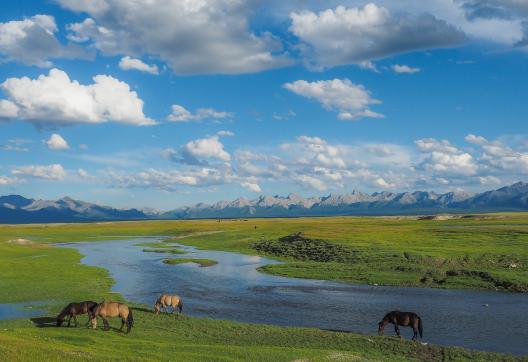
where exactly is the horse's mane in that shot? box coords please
[58,303,73,318]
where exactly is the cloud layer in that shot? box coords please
[7,133,528,196]
[290,4,465,69]
[61,0,292,75]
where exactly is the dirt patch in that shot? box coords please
[418,215,460,221]
[6,238,34,245]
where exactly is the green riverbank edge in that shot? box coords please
[163,258,218,267]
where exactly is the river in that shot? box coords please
[61,237,528,355]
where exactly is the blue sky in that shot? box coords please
[1,0,528,209]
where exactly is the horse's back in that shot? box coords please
[169,295,180,307]
[161,294,180,307]
[97,301,125,316]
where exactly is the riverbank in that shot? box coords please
[0,218,526,360]
[2,310,524,361]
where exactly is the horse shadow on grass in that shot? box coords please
[30,316,57,328]
[31,316,92,328]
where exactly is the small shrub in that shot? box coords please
[252,233,358,263]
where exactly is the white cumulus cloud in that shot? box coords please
[0,175,15,185]
[392,64,421,74]
[217,130,234,137]
[416,138,478,176]
[167,104,233,122]
[118,56,159,74]
[12,163,66,180]
[283,79,383,120]
[181,136,231,163]
[0,68,155,128]
[241,182,262,193]
[184,136,231,162]
[46,133,69,150]
[0,14,87,67]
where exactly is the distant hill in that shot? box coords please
[1,182,528,223]
[0,195,146,223]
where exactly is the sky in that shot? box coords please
[0,0,527,210]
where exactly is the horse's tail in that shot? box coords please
[178,299,183,313]
[126,309,134,334]
[418,317,423,338]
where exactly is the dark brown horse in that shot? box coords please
[378,311,423,341]
[56,301,98,327]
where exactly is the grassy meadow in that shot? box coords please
[0,214,527,360]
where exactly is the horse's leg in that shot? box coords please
[103,317,109,331]
[412,320,419,341]
[119,318,125,331]
[73,315,78,327]
[67,315,71,327]
[394,323,401,338]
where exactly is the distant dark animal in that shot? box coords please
[378,311,423,341]
[154,294,183,314]
[90,301,133,333]
[56,301,97,327]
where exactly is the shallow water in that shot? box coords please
[0,302,45,320]
[62,238,528,355]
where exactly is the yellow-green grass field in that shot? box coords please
[0,214,527,361]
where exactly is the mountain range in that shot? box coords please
[1,182,528,223]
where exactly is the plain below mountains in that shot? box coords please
[1,182,528,223]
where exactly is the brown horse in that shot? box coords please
[56,301,97,327]
[90,301,133,333]
[154,294,183,315]
[378,311,423,341]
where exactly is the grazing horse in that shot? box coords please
[378,311,423,341]
[90,301,133,334]
[56,301,97,327]
[154,294,183,315]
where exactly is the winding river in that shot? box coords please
[62,237,528,355]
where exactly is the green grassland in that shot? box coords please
[2,213,525,292]
[0,214,527,360]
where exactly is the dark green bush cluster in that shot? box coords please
[253,232,358,263]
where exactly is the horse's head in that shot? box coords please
[87,302,97,316]
[154,301,161,314]
[378,321,385,335]
[88,303,101,329]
